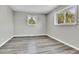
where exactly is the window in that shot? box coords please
[54,6,77,25]
[27,16,37,25]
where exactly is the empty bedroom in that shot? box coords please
[0,5,79,54]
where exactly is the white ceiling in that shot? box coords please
[10,5,58,14]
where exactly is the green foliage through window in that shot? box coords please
[28,17,36,24]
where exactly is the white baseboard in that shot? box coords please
[14,34,46,37]
[0,34,79,52]
[47,34,79,51]
[0,34,46,47]
[0,36,14,47]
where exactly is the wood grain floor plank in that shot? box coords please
[0,36,78,54]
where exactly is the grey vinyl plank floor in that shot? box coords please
[0,36,79,54]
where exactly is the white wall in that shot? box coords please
[14,12,46,36]
[0,6,14,46]
[47,5,79,49]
